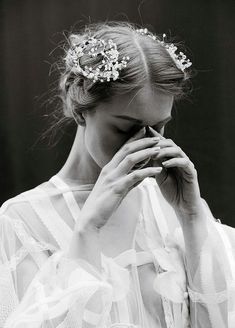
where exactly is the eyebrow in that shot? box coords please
[113,114,172,126]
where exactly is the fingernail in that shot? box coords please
[162,161,169,167]
[152,137,160,142]
[154,167,163,172]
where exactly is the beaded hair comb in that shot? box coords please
[64,28,192,83]
[65,36,130,83]
[135,28,192,72]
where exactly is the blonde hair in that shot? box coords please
[42,21,193,143]
[58,21,192,121]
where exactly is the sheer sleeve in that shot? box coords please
[184,198,235,328]
[136,177,235,328]
[0,201,113,328]
[135,178,190,327]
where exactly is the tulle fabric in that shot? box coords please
[0,175,235,327]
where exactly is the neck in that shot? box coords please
[57,125,101,185]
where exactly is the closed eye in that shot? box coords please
[151,125,162,133]
[114,118,171,135]
[114,125,140,134]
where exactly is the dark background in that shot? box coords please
[1,0,235,226]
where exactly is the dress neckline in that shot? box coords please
[50,173,95,191]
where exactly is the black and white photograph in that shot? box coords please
[1,1,235,327]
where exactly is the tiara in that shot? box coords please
[65,36,130,83]
[135,28,192,72]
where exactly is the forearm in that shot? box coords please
[175,205,207,275]
[175,202,226,287]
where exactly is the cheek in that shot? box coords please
[84,126,126,167]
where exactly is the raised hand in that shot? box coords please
[75,127,163,231]
[147,126,202,215]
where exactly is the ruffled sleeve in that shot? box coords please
[0,204,54,327]
[184,198,235,328]
[135,178,190,327]
[3,250,113,328]
[0,199,114,328]
[138,177,235,328]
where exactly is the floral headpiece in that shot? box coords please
[65,36,130,83]
[65,28,192,83]
[135,28,192,72]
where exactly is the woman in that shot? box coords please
[0,21,234,328]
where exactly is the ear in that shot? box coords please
[74,112,86,126]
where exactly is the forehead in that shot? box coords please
[108,85,173,125]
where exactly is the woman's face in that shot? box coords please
[83,85,174,168]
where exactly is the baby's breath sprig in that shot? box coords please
[65,36,130,83]
[135,28,192,72]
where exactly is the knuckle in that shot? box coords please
[122,144,131,153]
[144,137,153,144]
[144,168,152,174]
[159,148,165,155]
[131,171,139,181]
[125,154,134,165]
[101,163,110,175]
[104,174,114,185]
[192,167,197,176]
[100,169,108,179]
[190,161,195,169]
[100,167,113,183]
[177,146,182,152]
[193,166,197,173]
[111,183,123,194]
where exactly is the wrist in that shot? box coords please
[175,207,203,218]
[75,220,99,235]
[175,198,203,215]
[75,211,100,234]
[174,201,205,225]
[66,214,102,271]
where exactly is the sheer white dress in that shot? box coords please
[0,174,235,328]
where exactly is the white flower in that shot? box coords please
[65,36,130,83]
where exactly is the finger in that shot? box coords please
[153,146,185,160]
[162,158,195,175]
[116,166,164,192]
[108,132,160,169]
[154,166,169,185]
[150,134,188,158]
[115,146,161,175]
[155,139,177,148]
[148,126,165,140]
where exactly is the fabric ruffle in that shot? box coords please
[101,253,131,302]
[4,251,113,328]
